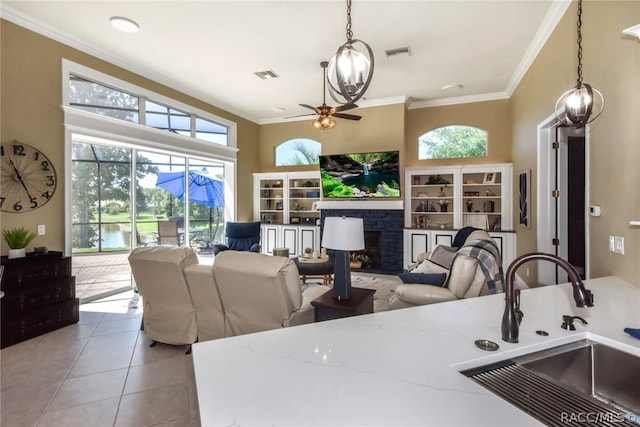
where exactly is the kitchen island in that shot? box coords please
[192,276,640,426]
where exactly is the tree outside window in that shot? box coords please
[275,139,321,166]
[419,125,487,160]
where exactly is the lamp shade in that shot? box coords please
[321,217,364,251]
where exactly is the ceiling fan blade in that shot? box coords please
[284,113,315,119]
[333,113,362,121]
[335,103,358,112]
[299,104,317,111]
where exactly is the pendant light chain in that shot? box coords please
[345,0,353,42]
[576,0,583,87]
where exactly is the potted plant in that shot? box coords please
[349,253,371,269]
[2,227,37,259]
[438,199,449,212]
[303,247,313,258]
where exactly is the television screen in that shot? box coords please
[319,151,401,198]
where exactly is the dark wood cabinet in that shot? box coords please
[1,252,78,348]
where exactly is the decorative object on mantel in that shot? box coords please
[327,0,374,105]
[2,227,37,259]
[554,0,604,128]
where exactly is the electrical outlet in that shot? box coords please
[37,224,46,235]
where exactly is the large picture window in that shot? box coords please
[418,125,488,160]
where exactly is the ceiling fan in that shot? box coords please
[286,61,361,129]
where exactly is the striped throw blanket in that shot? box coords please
[455,239,505,294]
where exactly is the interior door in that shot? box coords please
[541,126,586,284]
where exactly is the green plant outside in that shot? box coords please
[2,227,37,249]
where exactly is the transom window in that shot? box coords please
[418,125,488,159]
[275,138,321,166]
[68,74,229,146]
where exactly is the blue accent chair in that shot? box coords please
[212,221,262,255]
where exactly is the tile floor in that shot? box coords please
[1,291,201,427]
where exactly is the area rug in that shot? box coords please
[302,272,402,313]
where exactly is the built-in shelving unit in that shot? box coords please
[253,171,322,256]
[404,164,513,231]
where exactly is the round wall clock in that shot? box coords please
[1,141,57,213]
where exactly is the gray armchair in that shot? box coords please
[389,229,504,309]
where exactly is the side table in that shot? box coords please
[311,287,375,322]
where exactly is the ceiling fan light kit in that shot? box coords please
[313,115,337,130]
[327,0,374,105]
[286,61,362,129]
[554,0,604,128]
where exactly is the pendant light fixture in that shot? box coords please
[554,0,604,128]
[327,0,374,105]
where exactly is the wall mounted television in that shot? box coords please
[319,151,401,199]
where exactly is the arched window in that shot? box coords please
[418,125,488,160]
[275,138,321,166]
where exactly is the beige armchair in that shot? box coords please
[389,230,503,309]
[128,246,202,346]
[211,251,330,336]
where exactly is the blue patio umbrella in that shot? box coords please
[155,169,224,208]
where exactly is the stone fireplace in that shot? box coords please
[320,208,404,274]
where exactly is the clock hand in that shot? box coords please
[9,159,35,200]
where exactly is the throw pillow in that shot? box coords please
[429,245,457,269]
[413,258,449,275]
[398,272,447,286]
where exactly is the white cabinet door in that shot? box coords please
[298,226,319,257]
[261,224,280,255]
[281,226,299,256]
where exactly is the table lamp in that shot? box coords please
[321,216,365,300]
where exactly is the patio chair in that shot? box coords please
[157,220,181,245]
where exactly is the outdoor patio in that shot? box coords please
[73,250,215,302]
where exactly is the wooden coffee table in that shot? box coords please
[311,287,376,322]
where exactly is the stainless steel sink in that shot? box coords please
[462,339,640,426]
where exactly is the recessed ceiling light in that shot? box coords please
[110,16,139,33]
[442,84,463,92]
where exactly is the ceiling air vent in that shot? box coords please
[385,47,411,58]
[254,70,279,80]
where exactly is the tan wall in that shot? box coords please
[405,99,512,168]
[258,103,406,169]
[512,0,640,284]
[1,20,259,255]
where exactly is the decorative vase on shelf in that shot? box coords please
[441,205,448,213]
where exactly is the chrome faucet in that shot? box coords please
[502,252,594,343]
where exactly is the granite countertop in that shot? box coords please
[192,276,640,426]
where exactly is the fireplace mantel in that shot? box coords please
[316,200,404,210]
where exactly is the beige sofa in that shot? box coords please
[388,230,503,309]
[129,246,330,346]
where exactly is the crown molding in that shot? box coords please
[504,0,572,97]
